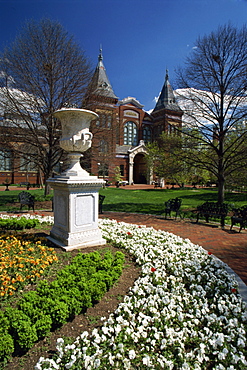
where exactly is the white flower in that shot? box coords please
[94,358,101,368]
[128,349,136,359]
[142,354,151,366]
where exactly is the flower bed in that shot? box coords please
[0,235,58,298]
[35,219,247,370]
[0,248,125,367]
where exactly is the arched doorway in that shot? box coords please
[133,153,147,184]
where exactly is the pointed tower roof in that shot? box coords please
[88,48,118,100]
[153,70,182,112]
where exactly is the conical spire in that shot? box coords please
[153,70,181,112]
[88,47,118,100]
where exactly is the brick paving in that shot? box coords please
[99,211,247,286]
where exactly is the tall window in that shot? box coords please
[120,164,124,176]
[99,140,108,153]
[0,150,12,171]
[107,115,112,128]
[143,127,152,143]
[95,114,112,128]
[124,121,138,146]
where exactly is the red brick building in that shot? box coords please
[85,49,183,184]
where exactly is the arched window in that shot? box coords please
[124,121,138,146]
[143,127,152,143]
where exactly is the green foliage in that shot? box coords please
[0,217,40,230]
[14,321,38,350]
[0,249,125,363]
[0,333,14,365]
[49,299,70,328]
[113,166,123,183]
[34,313,52,338]
[5,307,38,350]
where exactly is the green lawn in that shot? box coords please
[0,186,247,217]
[99,187,247,216]
[0,188,53,212]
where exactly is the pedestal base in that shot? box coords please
[47,176,106,251]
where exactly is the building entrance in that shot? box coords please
[133,153,147,184]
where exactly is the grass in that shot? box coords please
[99,186,247,215]
[1,185,247,218]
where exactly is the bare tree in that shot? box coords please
[0,19,92,194]
[176,23,247,203]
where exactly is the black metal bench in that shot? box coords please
[154,181,162,188]
[18,191,35,211]
[164,198,182,219]
[196,201,229,227]
[19,182,30,190]
[230,206,247,232]
[99,195,105,214]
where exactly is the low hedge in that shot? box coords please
[0,249,125,366]
[0,217,40,230]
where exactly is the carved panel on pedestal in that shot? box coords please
[75,194,95,227]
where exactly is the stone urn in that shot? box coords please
[54,108,98,177]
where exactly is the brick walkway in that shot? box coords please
[99,212,247,286]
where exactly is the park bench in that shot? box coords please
[230,205,247,232]
[18,191,35,211]
[99,195,105,214]
[196,201,229,227]
[19,182,30,190]
[154,181,162,188]
[164,197,182,219]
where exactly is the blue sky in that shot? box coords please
[0,0,246,111]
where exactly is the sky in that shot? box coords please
[0,0,246,111]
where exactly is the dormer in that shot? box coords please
[119,97,144,109]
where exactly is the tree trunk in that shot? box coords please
[217,173,225,204]
[44,182,51,196]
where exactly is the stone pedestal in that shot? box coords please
[47,107,105,251]
[48,176,105,251]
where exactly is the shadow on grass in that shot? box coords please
[103,203,165,215]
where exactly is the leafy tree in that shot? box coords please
[0,19,92,194]
[146,132,209,187]
[176,23,247,203]
[113,166,123,185]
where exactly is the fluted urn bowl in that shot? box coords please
[54,108,98,153]
[54,108,98,177]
